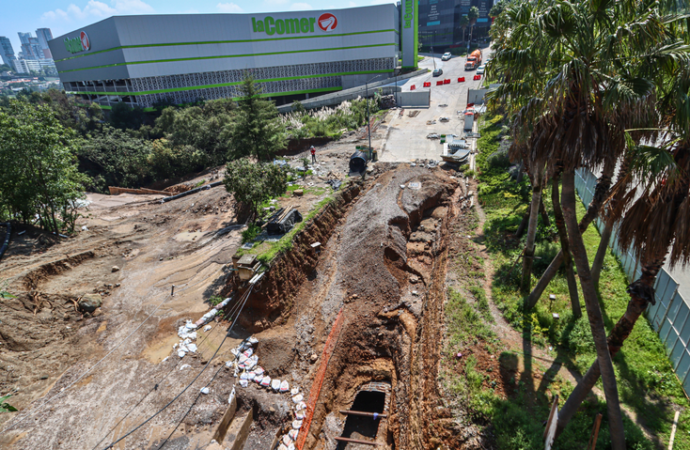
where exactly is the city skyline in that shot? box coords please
[0,0,395,59]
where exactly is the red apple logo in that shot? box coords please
[318,13,337,32]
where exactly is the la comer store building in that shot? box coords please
[49,5,401,109]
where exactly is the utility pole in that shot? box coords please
[365,74,385,161]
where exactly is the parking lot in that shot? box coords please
[379,49,492,162]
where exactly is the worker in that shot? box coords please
[310,146,316,164]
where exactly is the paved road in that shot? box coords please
[379,50,492,162]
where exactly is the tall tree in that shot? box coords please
[0,100,87,233]
[467,7,480,45]
[230,74,286,161]
[459,15,470,44]
[223,158,288,221]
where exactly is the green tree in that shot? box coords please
[230,75,286,161]
[109,102,146,130]
[489,0,504,18]
[0,100,87,233]
[467,7,480,44]
[223,158,287,221]
[458,15,470,44]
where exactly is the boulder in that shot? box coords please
[111,266,120,273]
[293,189,304,197]
[79,294,102,313]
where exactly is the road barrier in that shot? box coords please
[574,168,690,398]
[444,79,450,85]
[458,77,466,83]
[410,85,416,90]
[473,75,482,81]
[423,82,431,88]
[436,80,444,86]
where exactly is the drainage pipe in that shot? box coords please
[160,181,223,203]
[339,410,388,419]
[0,222,11,260]
[333,437,380,446]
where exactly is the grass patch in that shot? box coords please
[472,111,690,448]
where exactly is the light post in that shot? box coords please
[365,73,386,161]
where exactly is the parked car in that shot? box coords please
[477,65,486,75]
[432,68,443,77]
[441,52,452,61]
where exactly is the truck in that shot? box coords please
[465,50,483,70]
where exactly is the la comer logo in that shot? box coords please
[64,31,91,54]
[318,13,337,32]
[251,12,338,35]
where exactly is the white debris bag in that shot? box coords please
[177,350,186,358]
[280,380,290,393]
[292,420,303,430]
[278,445,288,450]
[248,337,259,345]
[239,379,249,387]
[243,348,253,357]
[261,376,271,387]
[203,325,213,332]
[185,320,196,330]
[290,387,300,396]
[245,356,258,370]
[200,387,210,395]
[228,387,236,405]
[295,401,307,411]
[295,411,305,420]
[271,379,281,391]
[180,364,191,371]
[282,435,293,446]
[292,394,304,404]
[288,429,299,440]
[240,372,249,381]
[225,360,235,368]
[187,343,198,353]
[247,371,256,381]
[254,375,264,384]
[254,366,265,375]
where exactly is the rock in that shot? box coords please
[293,189,304,197]
[310,354,318,362]
[79,294,102,313]
[111,266,120,273]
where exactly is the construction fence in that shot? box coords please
[574,168,690,398]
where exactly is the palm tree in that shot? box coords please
[459,15,470,45]
[467,7,479,47]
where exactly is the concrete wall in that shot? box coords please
[277,68,428,112]
[394,90,430,107]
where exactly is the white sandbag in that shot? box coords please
[254,375,264,384]
[292,394,304,404]
[261,376,271,387]
[292,420,303,430]
[225,360,235,368]
[239,379,249,387]
[239,354,249,364]
[295,401,307,411]
[185,320,196,330]
[271,379,281,391]
[231,348,239,357]
[243,348,253,357]
[247,372,256,381]
[295,411,305,420]
[280,380,290,393]
[254,366,265,375]
[278,445,288,450]
[290,387,300,396]
[186,332,197,340]
[245,356,258,370]
[180,364,191,370]
[287,445,295,450]
[288,429,299,440]
[200,387,210,395]
[203,325,212,332]
[248,336,259,345]
[177,350,186,358]
[178,343,188,353]
[187,343,197,353]
[282,435,293,446]
[240,372,249,380]
[228,387,236,405]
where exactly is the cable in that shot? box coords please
[90,321,225,450]
[100,284,254,450]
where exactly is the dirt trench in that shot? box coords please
[234,183,362,332]
[234,166,461,450]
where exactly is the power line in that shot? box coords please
[100,282,256,450]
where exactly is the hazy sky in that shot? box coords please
[1,0,395,57]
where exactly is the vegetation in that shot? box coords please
[470,112,690,448]
[0,395,17,413]
[223,158,288,222]
[0,101,87,233]
[282,97,379,140]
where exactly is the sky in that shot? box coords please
[1,0,396,57]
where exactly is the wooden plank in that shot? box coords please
[544,396,559,450]
[333,437,380,446]
[669,410,680,449]
[588,413,602,450]
[339,410,388,419]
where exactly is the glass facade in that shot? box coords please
[418,0,493,50]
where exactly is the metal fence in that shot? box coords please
[574,169,690,397]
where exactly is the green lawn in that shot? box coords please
[446,111,690,449]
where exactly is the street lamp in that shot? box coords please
[365,73,386,161]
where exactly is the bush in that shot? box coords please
[486,148,511,169]
[532,241,560,276]
[242,223,262,243]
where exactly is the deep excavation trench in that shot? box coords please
[229,166,461,450]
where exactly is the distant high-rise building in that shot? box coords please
[36,28,53,59]
[18,32,44,59]
[0,36,16,66]
[13,58,41,74]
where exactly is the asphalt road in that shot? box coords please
[379,50,491,162]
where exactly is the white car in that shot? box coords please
[441,52,452,61]
[477,65,486,75]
